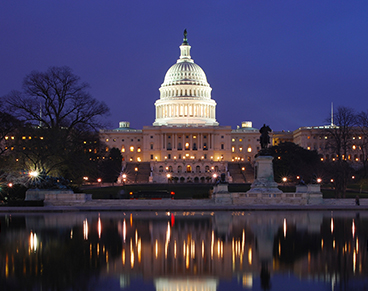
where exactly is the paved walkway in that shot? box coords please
[1,198,368,213]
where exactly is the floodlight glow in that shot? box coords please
[29,171,39,178]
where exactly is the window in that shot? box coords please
[185,142,190,150]
[221,144,225,150]
[178,143,182,150]
[231,146,235,152]
[168,154,171,159]
[130,146,134,152]
[167,142,172,150]
[232,138,235,142]
[193,143,197,150]
[221,136,224,139]
[150,154,153,160]
[137,147,141,152]
[150,143,153,150]
[203,143,207,150]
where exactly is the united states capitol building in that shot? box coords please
[100,31,363,184]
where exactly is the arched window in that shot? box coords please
[187,165,192,173]
[178,142,182,150]
[196,166,200,173]
[178,165,182,173]
[167,142,172,150]
[159,166,163,173]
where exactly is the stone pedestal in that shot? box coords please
[246,155,282,195]
[307,184,323,205]
[212,183,232,204]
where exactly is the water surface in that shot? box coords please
[1,211,367,291]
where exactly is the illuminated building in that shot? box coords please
[100,31,259,183]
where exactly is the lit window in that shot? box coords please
[352,145,356,150]
[11,136,14,140]
[359,136,362,139]
[307,146,311,150]
[105,138,109,142]
[307,136,310,139]
[121,147,125,153]
[193,135,196,139]
[28,136,32,139]
[137,147,141,153]
[247,147,252,153]
[40,137,43,140]
[5,136,8,140]
[231,146,235,152]
[232,138,235,142]
[239,138,242,142]
[105,147,109,152]
[239,147,243,152]
[324,136,327,139]
[113,139,116,142]
[22,136,26,140]
[130,146,134,152]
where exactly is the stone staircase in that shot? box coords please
[227,162,254,183]
[123,162,151,184]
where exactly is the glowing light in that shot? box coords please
[155,240,158,258]
[83,176,89,181]
[29,232,38,252]
[29,171,39,178]
[282,177,287,182]
[317,178,322,183]
[97,178,102,183]
[122,249,125,265]
[123,219,126,242]
[283,218,287,238]
[330,218,334,233]
[83,219,88,240]
[8,183,13,188]
[134,167,138,172]
[98,215,102,239]
[352,219,356,238]
[247,147,252,152]
[167,174,171,178]
[248,248,252,265]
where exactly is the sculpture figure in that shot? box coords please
[259,124,271,149]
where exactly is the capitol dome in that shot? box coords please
[153,30,218,126]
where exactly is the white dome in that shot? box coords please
[162,61,209,87]
[153,31,218,127]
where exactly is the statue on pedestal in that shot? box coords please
[258,124,272,156]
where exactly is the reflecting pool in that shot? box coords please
[1,211,367,291]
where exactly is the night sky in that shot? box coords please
[1,1,368,131]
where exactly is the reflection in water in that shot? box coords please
[0,211,368,290]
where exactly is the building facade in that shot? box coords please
[100,32,260,183]
[100,32,365,184]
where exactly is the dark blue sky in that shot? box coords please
[1,1,368,131]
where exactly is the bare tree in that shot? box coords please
[356,110,368,176]
[324,106,356,197]
[3,66,110,178]
[5,66,109,131]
